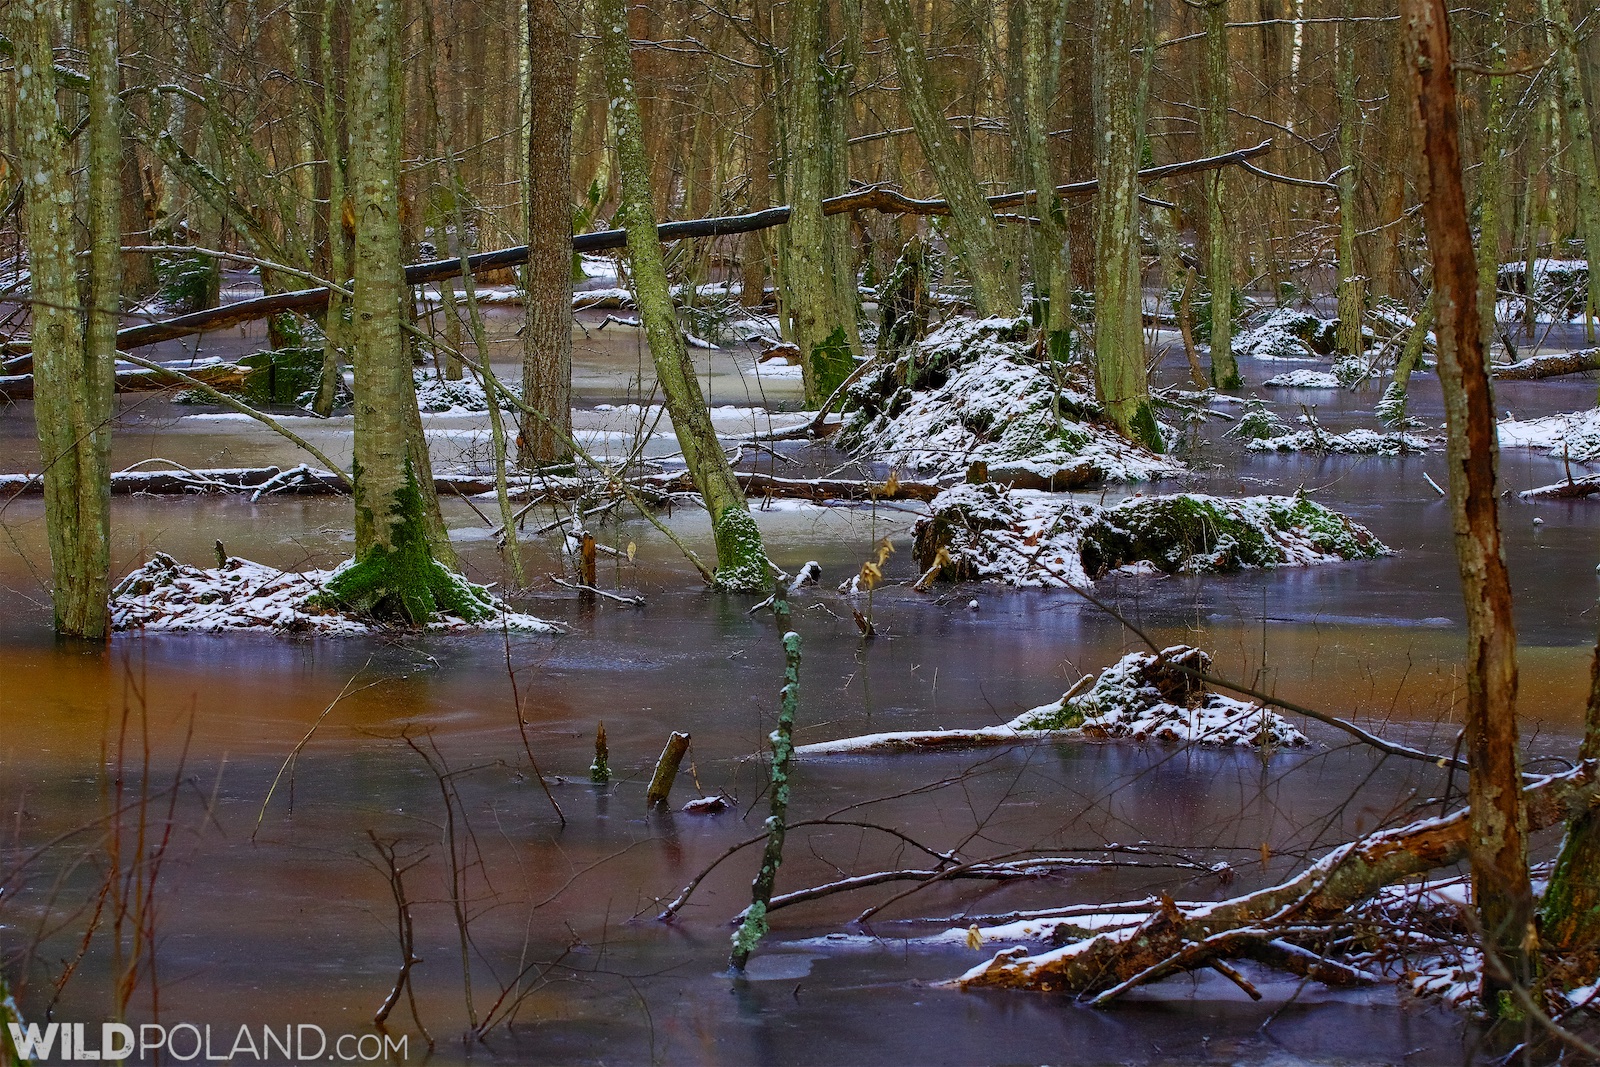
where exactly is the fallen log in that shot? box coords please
[642,470,942,503]
[1520,476,1600,499]
[0,361,251,401]
[0,463,935,506]
[83,144,1275,351]
[956,761,1600,995]
[1493,348,1600,380]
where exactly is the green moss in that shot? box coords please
[1016,698,1086,730]
[240,347,329,404]
[313,465,493,625]
[1082,496,1278,576]
[1263,496,1384,559]
[1130,400,1164,454]
[809,325,856,405]
[711,507,772,593]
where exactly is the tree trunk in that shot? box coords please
[786,0,861,406]
[311,0,350,417]
[521,0,579,467]
[1204,0,1240,388]
[1540,635,1600,964]
[1021,0,1071,361]
[1334,0,1365,359]
[12,0,118,640]
[1541,0,1600,342]
[1402,0,1536,1013]
[1091,0,1160,450]
[1474,0,1512,361]
[875,0,1018,316]
[597,0,770,592]
[320,0,478,624]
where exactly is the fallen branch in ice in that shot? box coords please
[1492,348,1600,380]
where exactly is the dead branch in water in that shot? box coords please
[1491,348,1600,380]
[956,762,1600,995]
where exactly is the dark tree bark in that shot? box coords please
[1402,0,1535,1013]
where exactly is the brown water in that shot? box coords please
[3,319,1599,1064]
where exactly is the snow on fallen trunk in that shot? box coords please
[837,317,1181,488]
[911,484,1389,588]
[111,553,559,635]
[1261,369,1341,389]
[1246,427,1432,454]
[795,646,1306,754]
[1498,408,1600,464]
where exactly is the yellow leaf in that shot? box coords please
[966,925,983,951]
[626,541,637,562]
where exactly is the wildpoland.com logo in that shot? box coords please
[6,1022,408,1063]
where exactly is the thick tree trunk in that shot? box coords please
[1204,0,1240,388]
[597,0,770,592]
[875,0,1018,316]
[521,0,579,467]
[1541,0,1600,341]
[319,0,477,624]
[786,0,861,406]
[1091,0,1160,451]
[13,0,117,640]
[1403,0,1536,1013]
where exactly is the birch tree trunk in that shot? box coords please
[1540,0,1600,341]
[786,0,861,405]
[1402,0,1536,1013]
[875,0,1018,316]
[319,0,479,624]
[597,0,770,591]
[12,0,118,639]
[1091,0,1161,450]
[521,0,579,466]
[1204,0,1240,388]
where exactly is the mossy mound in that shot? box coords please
[838,317,1179,488]
[911,484,1388,587]
[1235,307,1340,360]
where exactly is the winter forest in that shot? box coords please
[2,0,1600,1060]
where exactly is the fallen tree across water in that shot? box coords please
[0,360,249,400]
[0,144,1279,354]
[0,463,940,505]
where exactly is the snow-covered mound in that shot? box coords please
[1499,408,1600,464]
[1496,258,1590,323]
[413,369,522,415]
[1247,427,1432,454]
[911,484,1388,588]
[111,553,559,635]
[1235,307,1339,361]
[795,645,1305,753]
[1011,647,1307,747]
[1262,369,1341,389]
[837,317,1180,488]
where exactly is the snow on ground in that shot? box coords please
[796,646,1306,754]
[912,484,1389,588]
[1498,408,1600,464]
[111,553,559,635]
[1262,369,1342,389]
[1234,307,1339,361]
[839,317,1180,487]
[1247,427,1433,455]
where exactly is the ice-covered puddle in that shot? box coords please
[110,552,559,635]
[796,646,1307,753]
[910,483,1389,588]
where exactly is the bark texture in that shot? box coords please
[521,0,579,466]
[1203,0,1240,388]
[13,0,118,639]
[1403,0,1535,1012]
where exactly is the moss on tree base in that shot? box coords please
[313,543,494,625]
[711,507,772,593]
